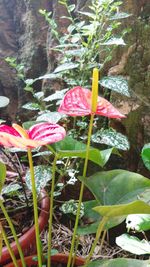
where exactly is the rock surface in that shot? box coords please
[0,0,150,173]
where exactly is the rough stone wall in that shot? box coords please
[0,0,150,173]
[0,0,51,120]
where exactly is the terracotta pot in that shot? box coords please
[0,187,50,265]
[4,253,85,267]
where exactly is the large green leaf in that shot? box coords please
[92,128,130,151]
[86,258,148,267]
[79,169,150,205]
[77,200,125,235]
[100,76,130,97]
[51,136,116,167]
[141,143,150,171]
[116,234,150,255]
[25,165,51,193]
[0,162,6,193]
[93,200,150,217]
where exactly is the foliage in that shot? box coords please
[2,0,150,266]
[141,143,150,171]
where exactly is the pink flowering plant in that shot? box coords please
[1,69,150,267]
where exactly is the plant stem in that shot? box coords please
[84,216,108,267]
[67,114,95,267]
[47,153,58,267]
[27,148,42,267]
[0,200,26,267]
[1,225,19,267]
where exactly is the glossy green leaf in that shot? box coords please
[34,91,44,100]
[77,200,124,235]
[68,4,75,12]
[0,162,6,193]
[25,165,51,193]
[101,37,126,46]
[116,234,150,255]
[141,143,150,171]
[86,258,148,267]
[54,63,79,73]
[126,214,150,232]
[44,89,68,102]
[36,112,65,124]
[0,96,10,108]
[52,136,116,167]
[100,76,130,97]
[22,102,40,110]
[94,200,150,217]
[110,12,131,20]
[22,121,40,129]
[79,169,150,205]
[92,128,129,150]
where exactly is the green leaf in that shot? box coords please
[78,11,96,19]
[25,165,51,193]
[79,169,150,205]
[22,121,40,129]
[60,199,84,218]
[51,136,115,167]
[110,12,132,20]
[2,183,21,196]
[35,73,61,81]
[53,63,79,73]
[100,76,130,97]
[0,96,9,108]
[0,162,6,193]
[22,102,40,110]
[44,89,68,102]
[116,234,150,255]
[92,128,129,150]
[0,223,2,259]
[126,214,150,232]
[34,92,44,100]
[101,37,126,46]
[86,258,148,267]
[93,200,150,217]
[25,79,34,86]
[77,200,124,235]
[36,112,65,124]
[68,4,75,12]
[141,143,150,171]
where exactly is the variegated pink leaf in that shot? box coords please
[58,86,125,119]
[0,123,66,149]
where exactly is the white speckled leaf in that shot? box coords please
[25,165,51,193]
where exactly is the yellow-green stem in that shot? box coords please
[27,148,42,267]
[0,200,26,267]
[67,114,95,267]
[84,216,108,267]
[1,226,19,267]
[99,229,107,252]
[47,153,58,267]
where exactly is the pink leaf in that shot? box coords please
[58,86,125,118]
